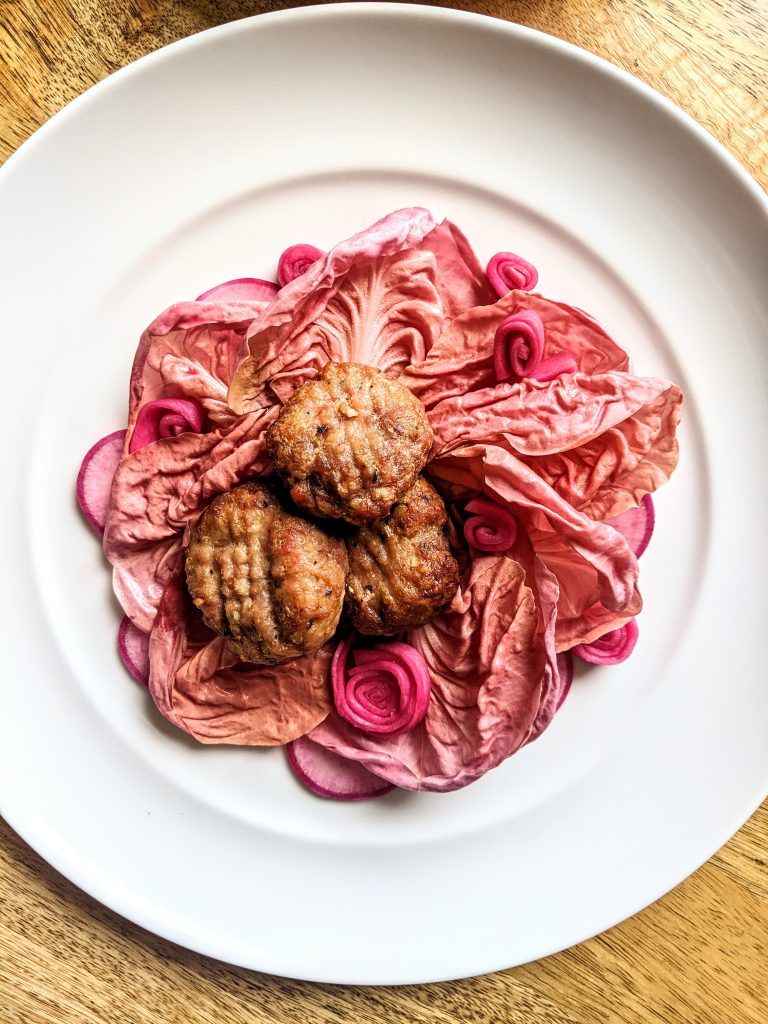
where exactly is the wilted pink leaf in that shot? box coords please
[228,207,441,410]
[148,571,334,745]
[401,291,629,409]
[104,408,276,630]
[420,219,496,316]
[310,553,555,792]
[128,299,271,438]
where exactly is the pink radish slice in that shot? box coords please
[286,736,396,800]
[555,651,574,711]
[573,619,639,666]
[195,278,278,303]
[118,615,150,686]
[76,429,127,535]
[277,244,325,287]
[605,494,655,558]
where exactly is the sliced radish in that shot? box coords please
[605,494,655,558]
[76,429,127,535]
[118,615,150,686]
[195,278,278,303]
[277,244,325,288]
[286,736,396,800]
[573,619,639,666]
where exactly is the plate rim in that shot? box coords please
[2,1,767,985]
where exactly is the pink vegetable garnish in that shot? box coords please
[195,278,278,303]
[573,619,639,665]
[118,615,150,686]
[487,251,539,295]
[277,244,325,288]
[494,311,578,384]
[463,498,518,553]
[129,398,206,453]
[605,494,655,558]
[331,635,431,737]
[286,736,396,800]
[76,429,127,535]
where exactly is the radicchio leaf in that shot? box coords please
[147,571,334,745]
[227,207,441,411]
[128,299,271,439]
[310,554,552,792]
[401,291,629,409]
[104,408,276,630]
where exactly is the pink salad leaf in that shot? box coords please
[227,207,441,410]
[310,553,555,792]
[515,385,682,521]
[430,444,638,634]
[128,299,271,438]
[525,522,641,650]
[111,537,183,634]
[401,291,629,409]
[526,650,574,742]
[104,408,276,630]
[419,219,497,316]
[147,571,334,745]
[425,371,680,460]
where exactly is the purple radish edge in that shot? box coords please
[634,493,656,558]
[118,616,150,686]
[286,741,396,801]
[195,277,278,302]
[75,429,127,535]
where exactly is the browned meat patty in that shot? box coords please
[267,362,433,525]
[185,483,348,665]
[345,476,460,635]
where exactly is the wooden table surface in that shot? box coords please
[1,2,766,1020]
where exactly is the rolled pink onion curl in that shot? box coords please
[277,244,325,288]
[331,635,431,737]
[463,497,518,553]
[129,398,206,453]
[487,251,539,295]
[494,310,577,383]
[572,619,639,665]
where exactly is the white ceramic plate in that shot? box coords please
[1,3,767,985]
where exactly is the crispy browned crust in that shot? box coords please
[345,476,460,635]
[267,362,433,525]
[185,483,348,665]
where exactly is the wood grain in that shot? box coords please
[1,2,766,1021]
